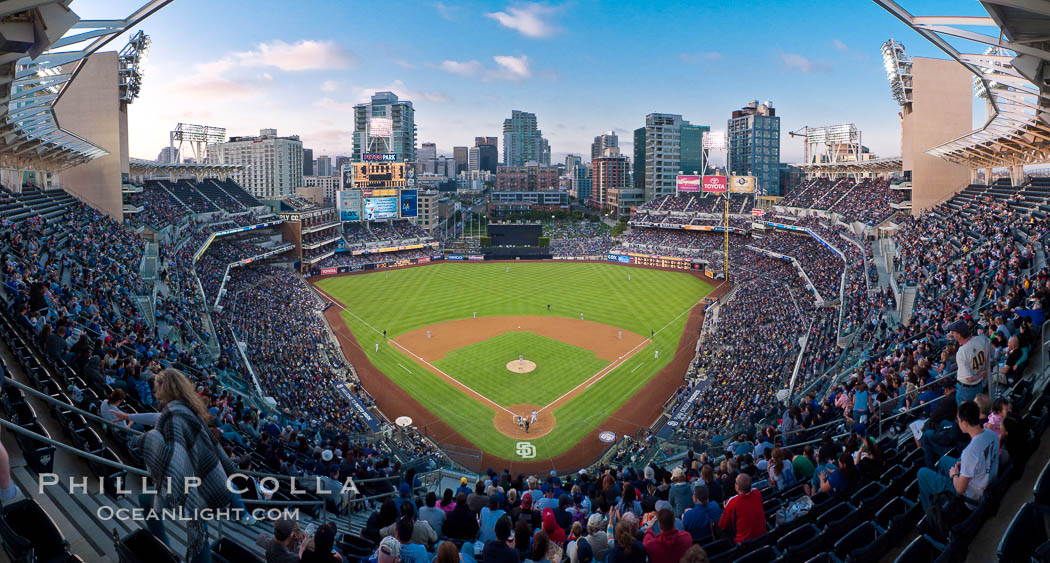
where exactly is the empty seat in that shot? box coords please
[776,523,825,561]
[0,499,70,562]
[1034,461,1050,505]
[833,521,887,563]
[895,534,949,563]
[874,497,920,544]
[732,545,779,563]
[15,421,56,474]
[997,502,1050,562]
[816,502,863,537]
[114,528,180,563]
[211,537,264,562]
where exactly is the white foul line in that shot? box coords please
[388,339,517,417]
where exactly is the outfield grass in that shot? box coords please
[433,332,609,407]
[316,262,713,460]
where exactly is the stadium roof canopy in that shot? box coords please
[0,1,172,172]
[796,156,903,175]
[875,1,1050,169]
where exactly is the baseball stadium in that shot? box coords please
[0,1,1049,562]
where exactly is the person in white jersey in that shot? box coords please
[916,400,998,511]
[948,319,993,404]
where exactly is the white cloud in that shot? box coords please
[679,51,723,63]
[832,39,848,51]
[486,3,561,38]
[320,80,339,93]
[434,1,455,20]
[353,80,451,104]
[439,59,483,76]
[490,55,531,81]
[778,52,829,73]
[233,39,356,71]
[315,97,357,111]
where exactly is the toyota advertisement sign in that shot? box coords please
[702,175,728,193]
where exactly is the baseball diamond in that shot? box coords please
[314,261,717,470]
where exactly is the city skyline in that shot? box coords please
[79,0,987,165]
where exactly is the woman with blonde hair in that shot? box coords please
[131,368,237,563]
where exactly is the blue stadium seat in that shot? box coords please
[114,528,181,563]
[1034,460,1050,505]
[894,534,948,563]
[997,502,1050,562]
[873,497,920,545]
[832,521,887,563]
[211,537,264,563]
[733,545,780,563]
[775,523,825,562]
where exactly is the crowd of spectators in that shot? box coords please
[546,221,614,257]
[315,249,435,269]
[830,178,905,225]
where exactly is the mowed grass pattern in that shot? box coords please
[433,332,609,407]
[316,262,713,460]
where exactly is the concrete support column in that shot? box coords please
[985,168,993,185]
[1010,164,1025,187]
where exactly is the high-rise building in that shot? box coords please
[353,91,416,162]
[728,100,780,196]
[591,131,618,161]
[634,114,710,201]
[593,153,631,208]
[569,162,591,201]
[302,148,314,176]
[419,142,437,162]
[565,154,582,171]
[334,156,351,176]
[502,110,547,166]
[157,146,179,163]
[453,146,468,174]
[473,137,498,174]
[468,146,480,171]
[475,136,497,147]
[316,155,332,177]
[207,128,303,199]
[495,163,559,191]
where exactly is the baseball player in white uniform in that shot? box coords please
[950,319,993,404]
[530,410,538,424]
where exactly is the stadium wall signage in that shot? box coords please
[332,382,381,431]
[362,153,398,162]
[701,175,728,193]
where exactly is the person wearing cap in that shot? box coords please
[541,508,566,547]
[369,536,401,563]
[256,514,304,563]
[482,515,519,563]
[667,468,691,518]
[456,477,471,496]
[512,491,541,531]
[642,508,691,563]
[949,318,994,404]
[578,513,608,563]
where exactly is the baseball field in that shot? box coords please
[315,261,715,467]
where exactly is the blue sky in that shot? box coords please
[78,0,989,164]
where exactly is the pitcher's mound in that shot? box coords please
[506,359,537,374]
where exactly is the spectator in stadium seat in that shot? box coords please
[301,522,343,563]
[541,508,566,547]
[642,508,691,563]
[370,536,401,563]
[482,515,520,563]
[667,468,691,517]
[717,474,766,544]
[949,319,993,404]
[819,452,860,498]
[579,514,608,563]
[468,481,489,514]
[134,368,237,563]
[419,492,445,537]
[479,495,508,544]
[394,516,431,563]
[607,517,645,563]
[434,542,459,563]
[255,514,304,563]
[682,485,721,544]
[444,493,480,541]
[917,400,999,511]
[792,446,816,484]
[920,379,964,468]
[439,489,457,515]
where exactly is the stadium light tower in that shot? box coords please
[881,39,913,108]
[702,131,730,281]
[169,123,226,164]
[118,30,150,104]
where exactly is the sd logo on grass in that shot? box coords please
[516,442,537,459]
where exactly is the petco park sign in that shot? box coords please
[702,175,728,193]
[361,153,398,162]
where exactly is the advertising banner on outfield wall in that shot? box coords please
[729,175,756,193]
[320,267,337,275]
[702,175,728,193]
[676,175,701,193]
[447,255,465,260]
[468,255,485,261]
[607,254,631,263]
